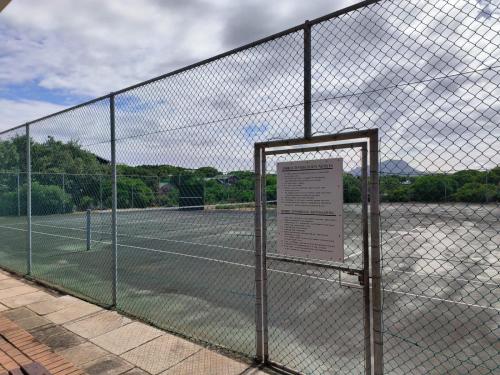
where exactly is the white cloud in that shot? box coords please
[0,0,498,173]
[0,99,66,132]
[0,0,353,98]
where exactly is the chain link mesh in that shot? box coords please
[0,0,498,374]
[111,29,304,357]
[27,98,114,305]
[311,0,499,373]
[0,127,28,274]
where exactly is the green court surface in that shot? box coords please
[0,203,498,374]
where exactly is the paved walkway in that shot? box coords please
[0,270,267,375]
[0,315,84,374]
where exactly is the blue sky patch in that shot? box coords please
[0,81,88,107]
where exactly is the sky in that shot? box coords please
[0,0,355,130]
[0,0,499,173]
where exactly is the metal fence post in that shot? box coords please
[110,94,118,306]
[361,145,371,375]
[254,145,264,362]
[261,152,269,362]
[304,20,312,140]
[370,130,383,374]
[26,124,32,276]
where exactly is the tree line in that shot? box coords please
[0,136,498,216]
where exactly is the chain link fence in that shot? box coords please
[0,0,498,373]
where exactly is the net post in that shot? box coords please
[304,20,312,140]
[17,172,20,217]
[254,144,264,363]
[99,175,103,209]
[86,209,91,251]
[110,94,118,307]
[369,130,383,374]
[62,173,65,213]
[26,123,32,276]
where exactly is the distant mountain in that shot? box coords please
[350,160,423,176]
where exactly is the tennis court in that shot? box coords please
[0,202,497,374]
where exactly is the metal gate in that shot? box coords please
[254,129,382,375]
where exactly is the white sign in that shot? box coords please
[277,158,344,262]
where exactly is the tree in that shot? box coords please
[453,183,497,203]
[411,175,457,202]
[343,174,361,203]
[102,177,154,209]
[195,167,220,178]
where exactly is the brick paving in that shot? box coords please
[0,315,84,374]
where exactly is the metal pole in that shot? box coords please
[370,130,383,374]
[131,186,134,209]
[261,152,269,361]
[99,175,103,209]
[62,173,65,213]
[254,145,264,362]
[26,124,32,275]
[361,145,371,375]
[17,173,20,217]
[304,20,312,140]
[110,94,118,306]
[86,209,91,251]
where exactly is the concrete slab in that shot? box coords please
[83,355,134,375]
[159,349,251,375]
[121,335,201,374]
[1,291,54,308]
[2,307,37,321]
[15,315,51,331]
[58,342,108,366]
[45,300,102,324]
[64,310,131,339]
[27,295,80,315]
[0,285,38,299]
[0,278,25,290]
[31,325,85,351]
[91,322,163,355]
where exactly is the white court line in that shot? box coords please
[27,222,255,255]
[383,288,500,312]
[1,224,498,312]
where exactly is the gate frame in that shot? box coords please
[254,128,382,375]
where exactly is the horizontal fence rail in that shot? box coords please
[0,0,498,374]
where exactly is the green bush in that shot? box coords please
[102,177,154,208]
[0,191,19,216]
[0,182,72,216]
[77,196,94,210]
[31,182,73,215]
[453,183,497,203]
[344,174,361,203]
